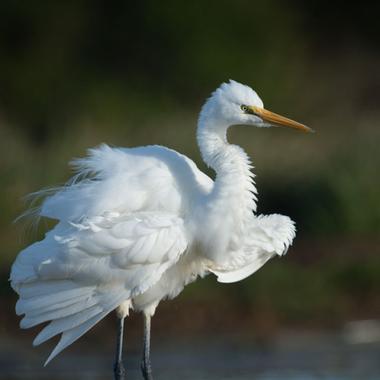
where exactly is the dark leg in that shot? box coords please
[141,313,154,380]
[114,316,126,380]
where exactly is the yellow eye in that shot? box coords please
[241,105,248,112]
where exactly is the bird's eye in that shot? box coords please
[241,105,249,112]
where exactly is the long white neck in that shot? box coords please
[197,114,257,231]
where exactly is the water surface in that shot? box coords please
[1,332,379,380]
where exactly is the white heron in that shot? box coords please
[10,80,312,380]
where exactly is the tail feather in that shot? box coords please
[41,291,129,365]
[44,310,110,365]
[16,280,78,299]
[23,292,95,318]
[26,288,131,364]
[20,296,98,329]
[11,235,132,363]
[16,286,94,315]
[33,304,104,346]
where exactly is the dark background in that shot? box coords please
[1,1,379,378]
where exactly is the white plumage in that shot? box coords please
[11,80,310,369]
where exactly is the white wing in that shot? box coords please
[209,214,296,283]
[11,212,187,363]
[11,144,212,363]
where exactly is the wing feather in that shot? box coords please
[11,144,211,363]
[11,212,188,362]
[210,214,295,283]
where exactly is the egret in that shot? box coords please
[10,80,312,380]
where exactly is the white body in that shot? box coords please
[11,81,296,363]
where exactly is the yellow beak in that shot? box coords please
[248,106,313,133]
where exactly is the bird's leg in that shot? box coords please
[114,315,126,380]
[141,313,154,380]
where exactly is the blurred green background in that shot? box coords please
[1,0,379,364]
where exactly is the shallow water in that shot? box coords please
[1,332,379,380]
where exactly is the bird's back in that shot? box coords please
[39,144,213,223]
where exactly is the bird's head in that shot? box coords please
[199,80,312,133]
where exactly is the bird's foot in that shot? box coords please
[141,359,154,380]
[114,360,126,380]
